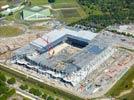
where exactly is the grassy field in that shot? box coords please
[29,0,77,5]
[0,0,7,7]
[28,0,86,24]
[29,0,48,6]
[0,26,22,37]
[0,0,77,6]
[52,3,78,9]
[61,9,80,18]
[56,7,87,24]
[54,0,77,3]
[106,65,134,98]
[29,26,49,31]
[119,90,134,100]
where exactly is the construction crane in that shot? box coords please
[37,35,55,58]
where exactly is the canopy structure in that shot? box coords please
[22,6,52,20]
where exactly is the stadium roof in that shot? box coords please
[31,27,97,49]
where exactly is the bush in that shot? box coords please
[29,88,42,96]
[6,89,16,97]
[19,84,28,90]
[0,73,6,82]
[48,0,55,3]
[23,97,30,100]
[0,89,15,100]
[7,77,16,84]
[47,96,54,100]
[42,93,47,99]
[0,80,9,95]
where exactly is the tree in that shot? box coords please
[7,77,16,84]
[0,13,3,18]
[0,73,6,82]
[47,96,54,100]
[29,88,42,96]
[42,93,47,99]
[48,0,55,3]
[19,84,28,90]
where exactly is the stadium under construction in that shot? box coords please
[11,26,134,98]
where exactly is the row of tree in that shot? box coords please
[19,84,56,100]
[0,72,16,99]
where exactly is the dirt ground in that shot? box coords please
[0,33,38,61]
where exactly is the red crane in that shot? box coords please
[40,37,55,58]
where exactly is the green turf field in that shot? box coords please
[0,26,22,37]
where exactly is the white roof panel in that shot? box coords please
[31,28,97,48]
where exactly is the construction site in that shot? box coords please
[8,26,134,98]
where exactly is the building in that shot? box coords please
[21,6,52,20]
[12,27,116,86]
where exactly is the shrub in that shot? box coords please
[0,73,6,82]
[29,88,42,96]
[47,96,54,100]
[19,84,28,90]
[42,93,47,99]
[7,77,16,84]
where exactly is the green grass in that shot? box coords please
[106,65,134,97]
[52,3,78,9]
[29,26,49,30]
[52,1,87,24]
[119,89,134,100]
[0,0,7,7]
[53,0,77,4]
[61,9,80,18]
[29,0,48,6]
[56,7,87,24]
[0,26,22,37]
[0,71,15,99]
[29,0,77,6]
[5,10,21,21]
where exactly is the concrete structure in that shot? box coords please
[12,27,100,85]
[10,26,134,98]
